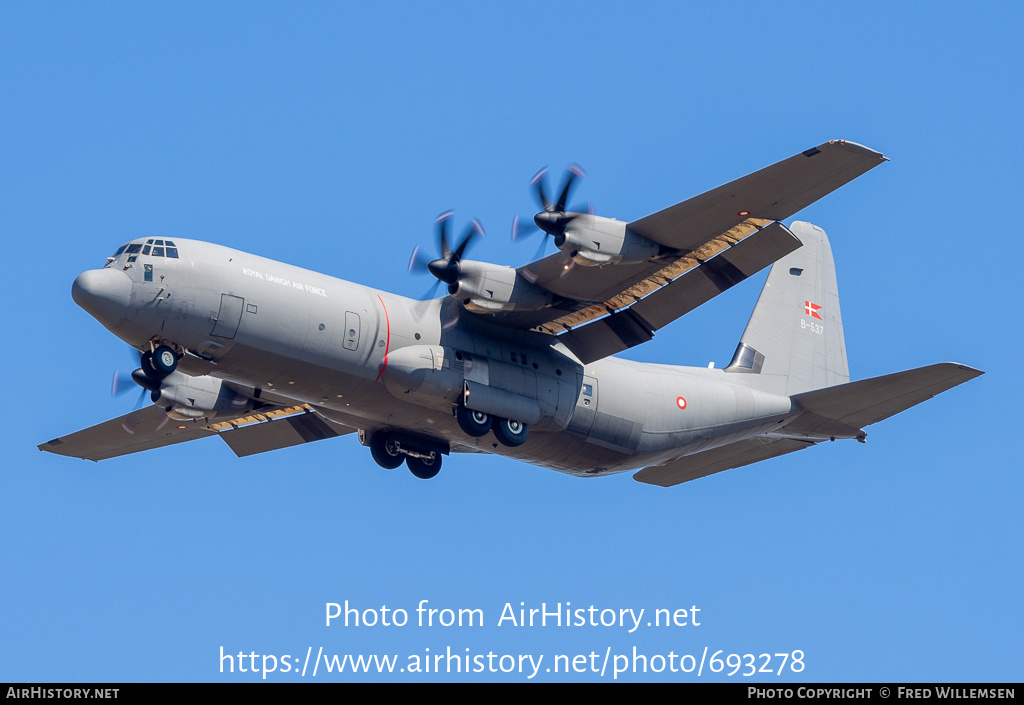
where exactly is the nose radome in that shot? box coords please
[72,268,132,329]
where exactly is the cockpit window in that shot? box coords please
[105,243,130,268]
[111,240,179,268]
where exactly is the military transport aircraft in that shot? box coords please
[39,140,982,486]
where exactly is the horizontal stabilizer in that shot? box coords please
[634,437,814,487]
[786,363,983,438]
[634,363,983,487]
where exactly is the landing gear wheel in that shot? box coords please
[369,432,404,470]
[456,405,492,437]
[406,453,441,480]
[493,418,529,447]
[149,345,178,378]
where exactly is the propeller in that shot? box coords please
[111,369,148,409]
[111,348,173,433]
[111,349,163,408]
[409,211,485,297]
[511,164,591,256]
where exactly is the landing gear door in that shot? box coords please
[566,373,598,437]
[212,294,244,339]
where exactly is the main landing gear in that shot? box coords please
[365,407,529,481]
[456,405,529,447]
[368,431,444,480]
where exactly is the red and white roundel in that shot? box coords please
[676,396,687,410]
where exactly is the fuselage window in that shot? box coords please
[114,245,128,256]
[165,246,178,258]
[142,245,151,255]
[152,246,164,257]
[126,244,142,254]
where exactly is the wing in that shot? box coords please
[633,437,815,487]
[491,140,886,359]
[39,404,218,461]
[38,403,354,461]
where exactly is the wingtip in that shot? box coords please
[947,363,985,379]
[826,139,886,161]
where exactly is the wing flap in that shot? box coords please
[634,437,814,487]
[558,222,801,364]
[218,411,354,457]
[628,140,886,251]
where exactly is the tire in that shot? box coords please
[150,345,178,377]
[406,453,441,480]
[369,432,404,470]
[493,418,529,447]
[139,351,157,380]
[456,405,492,437]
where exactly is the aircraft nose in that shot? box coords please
[72,268,132,329]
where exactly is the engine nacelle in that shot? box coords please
[154,371,254,420]
[556,214,660,266]
[449,260,552,313]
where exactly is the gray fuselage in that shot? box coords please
[78,237,797,477]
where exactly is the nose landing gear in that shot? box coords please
[140,344,179,380]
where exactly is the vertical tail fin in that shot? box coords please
[724,221,848,396]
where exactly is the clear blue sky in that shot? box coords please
[2,1,1020,682]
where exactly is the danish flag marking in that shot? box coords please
[805,301,823,320]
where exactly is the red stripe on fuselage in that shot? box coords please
[374,294,391,382]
